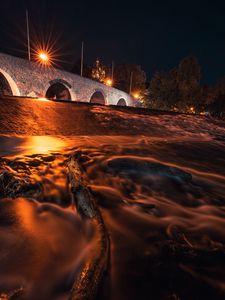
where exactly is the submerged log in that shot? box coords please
[0,287,23,300]
[67,153,110,300]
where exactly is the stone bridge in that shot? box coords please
[0,53,134,106]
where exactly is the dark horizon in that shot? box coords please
[0,0,225,85]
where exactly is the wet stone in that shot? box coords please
[28,159,42,167]
[41,155,56,163]
[105,157,192,183]
[7,160,30,174]
[0,171,42,199]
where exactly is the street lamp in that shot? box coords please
[38,51,49,64]
[133,92,140,99]
[34,48,53,66]
[105,78,113,86]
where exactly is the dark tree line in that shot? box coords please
[71,58,146,95]
[113,64,146,94]
[142,56,203,113]
[71,55,225,114]
[142,56,225,114]
[202,77,225,114]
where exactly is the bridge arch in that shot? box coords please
[117,98,127,106]
[90,90,106,105]
[46,79,72,100]
[0,68,20,96]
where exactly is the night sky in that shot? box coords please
[0,0,225,84]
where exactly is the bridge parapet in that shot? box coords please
[0,53,134,106]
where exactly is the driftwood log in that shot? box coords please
[0,287,24,300]
[67,154,110,300]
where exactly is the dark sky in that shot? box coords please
[0,0,225,84]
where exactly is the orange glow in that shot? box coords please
[21,136,66,155]
[36,97,49,102]
[105,78,113,86]
[133,93,140,99]
[36,50,51,65]
[190,106,195,113]
[39,52,49,62]
[33,45,55,67]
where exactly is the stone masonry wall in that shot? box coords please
[0,53,134,106]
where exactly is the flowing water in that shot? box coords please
[0,98,225,299]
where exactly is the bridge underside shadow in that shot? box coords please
[90,91,105,105]
[117,98,127,106]
[46,83,71,100]
[0,73,13,96]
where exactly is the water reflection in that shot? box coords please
[0,135,225,299]
[0,198,94,300]
[23,136,66,154]
[0,136,66,156]
[36,97,50,102]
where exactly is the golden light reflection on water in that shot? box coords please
[21,136,66,155]
[0,135,68,157]
[16,199,35,233]
[36,97,50,102]
[1,136,147,158]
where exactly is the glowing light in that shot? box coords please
[22,136,66,155]
[133,93,140,99]
[36,51,50,65]
[39,52,49,62]
[36,97,49,102]
[34,46,54,67]
[105,78,113,86]
[190,106,195,113]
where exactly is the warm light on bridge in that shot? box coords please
[105,78,113,86]
[133,92,140,99]
[34,47,53,66]
[39,52,49,63]
[36,97,49,102]
[38,51,50,65]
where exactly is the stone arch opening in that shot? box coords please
[0,69,20,96]
[90,91,105,105]
[46,82,71,100]
[0,73,12,96]
[117,98,127,106]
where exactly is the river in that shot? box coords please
[0,97,225,299]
